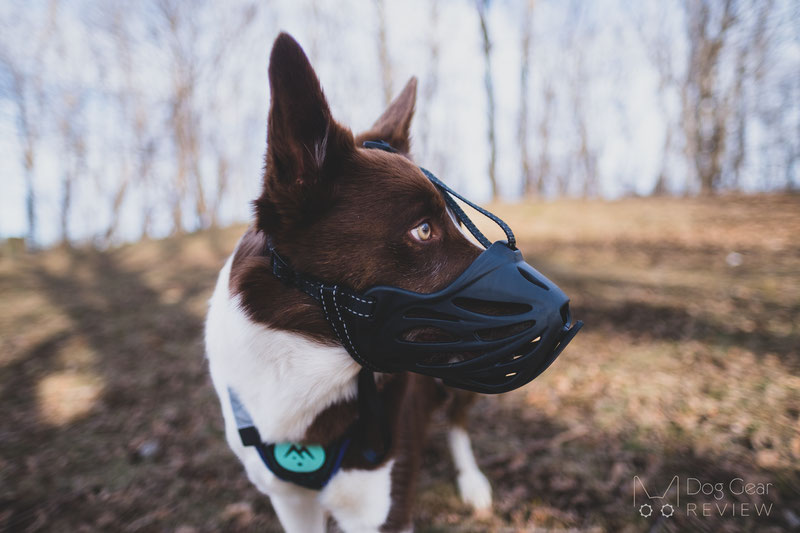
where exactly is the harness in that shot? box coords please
[228,368,389,490]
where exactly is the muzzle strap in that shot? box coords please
[420,168,516,250]
[318,285,381,372]
[362,140,516,250]
[269,243,376,319]
[267,239,382,372]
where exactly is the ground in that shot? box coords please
[1,194,798,532]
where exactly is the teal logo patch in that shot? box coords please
[274,443,326,473]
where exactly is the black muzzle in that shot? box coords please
[267,141,582,394]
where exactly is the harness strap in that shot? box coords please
[228,371,390,490]
[228,387,352,491]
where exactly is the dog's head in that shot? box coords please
[254,33,481,296]
[236,33,582,381]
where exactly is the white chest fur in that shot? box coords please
[204,254,397,531]
[205,254,361,444]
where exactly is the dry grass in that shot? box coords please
[1,194,798,532]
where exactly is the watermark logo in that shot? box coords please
[633,476,775,519]
[633,475,679,519]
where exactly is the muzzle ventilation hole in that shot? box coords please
[400,326,458,344]
[510,336,542,359]
[453,297,532,316]
[404,308,460,321]
[418,349,486,366]
[560,303,571,326]
[518,267,550,291]
[475,320,536,341]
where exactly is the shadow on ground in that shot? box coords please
[1,204,798,532]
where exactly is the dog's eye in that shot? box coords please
[411,221,432,242]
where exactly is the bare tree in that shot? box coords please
[635,3,679,194]
[2,63,40,247]
[535,82,554,196]
[96,2,151,242]
[571,55,598,197]
[476,0,498,199]
[417,0,440,165]
[519,0,536,197]
[152,0,259,234]
[1,0,796,247]
[0,1,60,248]
[56,91,88,245]
[154,0,203,232]
[680,0,740,194]
[45,3,89,246]
[375,0,393,106]
[637,0,780,195]
[557,1,599,197]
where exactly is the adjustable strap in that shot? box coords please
[420,168,516,250]
[363,140,398,153]
[269,245,375,319]
[266,239,381,371]
[318,285,381,372]
[229,387,263,446]
[363,140,516,249]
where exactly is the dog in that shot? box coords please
[205,32,499,532]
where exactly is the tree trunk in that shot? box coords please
[476,0,498,200]
[519,0,535,197]
[23,144,36,247]
[536,83,553,196]
[375,0,393,106]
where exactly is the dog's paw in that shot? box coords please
[457,469,492,513]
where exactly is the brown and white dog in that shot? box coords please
[206,33,492,532]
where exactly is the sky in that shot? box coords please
[0,0,797,246]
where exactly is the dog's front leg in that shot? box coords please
[320,460,395,532]
[446,390,492,512]
[448,426,492,512]
[269,491,325,533]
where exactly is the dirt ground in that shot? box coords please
[1,194,798,532]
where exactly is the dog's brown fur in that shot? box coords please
[228,33,483,530]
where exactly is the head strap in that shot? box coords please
[362,140,516,249]
[268,240,376,320]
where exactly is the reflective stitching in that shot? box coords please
[319,286,342,345]
[345,293,372,305]
[342,304,370,318]
[333,286,373,369]
[309,280,372,317]
[333,286,359,359]
[321,285,372,369]
[272,244,373,311]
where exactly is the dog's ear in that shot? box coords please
[256,32,354,233]
[356,77,417,154]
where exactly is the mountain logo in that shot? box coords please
[274,442,326,473]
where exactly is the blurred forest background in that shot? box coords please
[1,0,798,247]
